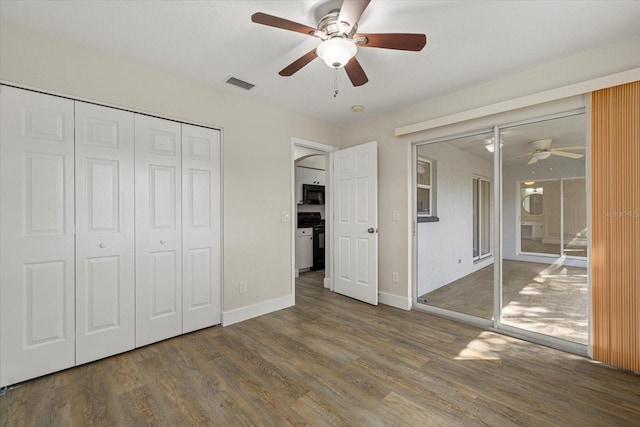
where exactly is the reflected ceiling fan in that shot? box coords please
[251,0,427,86]
[525,139,585,165]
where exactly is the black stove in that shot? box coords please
[297,212,324,228]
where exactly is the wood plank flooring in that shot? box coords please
[2,270,639,426]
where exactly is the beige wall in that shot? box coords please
[2,21,639,315]
[340,36,640,302]
[0,22,341,313]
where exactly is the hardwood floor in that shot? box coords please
[2,271,639,426]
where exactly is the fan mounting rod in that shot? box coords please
[317,9,358,38]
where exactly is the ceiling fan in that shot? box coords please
[251,0,427,86]
[525,139,585,165]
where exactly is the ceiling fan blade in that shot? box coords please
[528,157,538,165]
[551,151,584,159]
[251,12,319,37]
[355,33,427,51]
[344,57,368,86]
[279,49,318,76]
[553,146,585,151]
[338,0,372,33]
[504,152,533,161]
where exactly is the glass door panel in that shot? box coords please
[416,131,494,320]
[500,114,588,344]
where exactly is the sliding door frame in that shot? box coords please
[412,109,589,357]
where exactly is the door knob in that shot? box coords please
[160,240,166,244]
[367,227,376,234]
[99,243,106,248]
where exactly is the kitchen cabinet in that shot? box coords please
[302,167,325,185]
[295,228,314,270]
[295,166,304,204]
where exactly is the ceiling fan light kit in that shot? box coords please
[251,0,426,87]
[534,151,552,160]
[317,37,357,68]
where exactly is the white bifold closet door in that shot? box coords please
[135,115,183,347]
[182,124,221,332]
[0,86,76,387]
[74,102,135,364]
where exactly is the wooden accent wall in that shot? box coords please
[591,81,640,372]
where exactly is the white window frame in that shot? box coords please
[473,175,493,261]
[417,157,433,217]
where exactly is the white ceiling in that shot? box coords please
[1,0,639,126]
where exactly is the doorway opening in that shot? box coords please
[292,138,337,296]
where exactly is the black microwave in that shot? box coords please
[303,184,325,205]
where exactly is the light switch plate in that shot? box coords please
[281,211,290,222]
[392,210,400,221]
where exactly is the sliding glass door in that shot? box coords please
[500,113,588,345]
[415,110,588,350]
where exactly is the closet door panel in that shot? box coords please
[75,102,135,365]
[136,115,182,347]
[182,124,221,332]
[0,86,75,387]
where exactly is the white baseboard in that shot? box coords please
[324,278,331,289]
[222,294,294,326]
[379,292,412,311]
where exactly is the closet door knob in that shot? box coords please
[99,243,106,248]
[160,240,166,244]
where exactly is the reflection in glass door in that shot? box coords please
[473,177,492,260]
[563,178,588,257]
[519,180,561,256]
[500,113,588,345]
[416,131,495,321]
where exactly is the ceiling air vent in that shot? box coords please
[225,76,255,90]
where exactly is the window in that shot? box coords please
[417,157,434,216]
[472,176,491,260]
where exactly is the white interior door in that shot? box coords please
[0,86,76,386]
[75,102,135,364]
[181,124,221,333]
[333,141,378,305]
[135,114,183,347]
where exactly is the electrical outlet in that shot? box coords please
[392,272,400,283]
[392,210,400,221]
[239,280,247,294]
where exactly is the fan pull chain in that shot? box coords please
[333,68,339,98]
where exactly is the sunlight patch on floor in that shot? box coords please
[455,331,509,360]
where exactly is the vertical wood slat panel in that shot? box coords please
[591,81,639,372]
